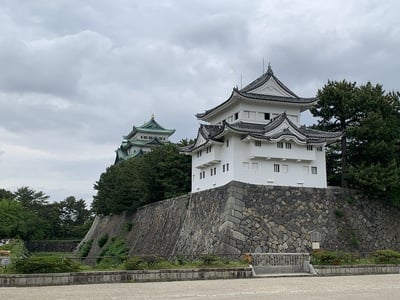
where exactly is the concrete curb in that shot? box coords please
[314,264,400,276]
[0,267,252,287]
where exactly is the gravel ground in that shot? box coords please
[1,274,400,300]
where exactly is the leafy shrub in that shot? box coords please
[199,254,219,265]
[334,210,344,218]
[124,223,133,232]
[351,234,360,247]
[174,255,188,265]
[125,256,144,270]
[96,238,128,264]
[312,250,357,265]
[97,234,109,248]
[371,249,400,264]
[78,239,93,258]
[142,255,162,266]
[14,256,80,273]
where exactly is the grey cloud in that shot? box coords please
[0,31,112,96]
[174,14,249,50]
[1,0,399,203]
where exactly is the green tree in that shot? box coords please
[58,196,92,238]
[14,186,50,210]
[0,188,14,200]
[0,199,46,240]
[143,143,191,201]
[312,80,400,204]
[92,157,150,215]
[92,143,191,215]
[346,85,400,197]
[311,80,358,186]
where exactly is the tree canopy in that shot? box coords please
[92,143,191,215]
[312,80,400,204]
[0,187,92,240]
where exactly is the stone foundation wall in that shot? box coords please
[81,181,400,259]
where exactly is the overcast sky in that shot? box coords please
[0,0,399,205]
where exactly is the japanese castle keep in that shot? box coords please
[115,116,175,163]
[83,66,400,258]
[182,65,342,192]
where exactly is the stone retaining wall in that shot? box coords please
[81,181,400,260]
[0,267,252,287]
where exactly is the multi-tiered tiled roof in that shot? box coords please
[196,65,317,121]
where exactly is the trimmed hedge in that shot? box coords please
[14,256,80,273]
[311,250,357,265]
[371,249,400,264]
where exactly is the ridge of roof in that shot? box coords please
[236,90,316,104]
[240,65,298,98]
[189,112,342,150]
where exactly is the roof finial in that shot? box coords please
[151,113,155,120]
[267,62,273,75]
[263,57,265,74]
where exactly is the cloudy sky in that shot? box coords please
[0,0,399,205]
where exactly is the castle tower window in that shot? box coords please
[277,142,284,149]
[264,113,270,120]
[311,166,318,174]
[307,145,313,151]
[274,164,280,173]
[255,140,262,147]
[285,142,292,149]
[234,112,239,120]
[317,146,323,152]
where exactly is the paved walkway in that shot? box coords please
[1,274,400,300]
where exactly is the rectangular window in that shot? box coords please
[317,146,323,152]
[264,112,270,120]
[311,166,318,174]
[226,139,229,147]
[226,163,229,171]
[255,140,262,147]
[222,165,226,172]
[285,142,292,149]
[210,169,213,176]
[282,164,288,173]
[307,145,313,151]
[200,172,203,179]
[244,111,256,119]
[274,164,280,173]
[202,171,205,178]
[213,167,216,175]
[277,142,284,149]
[234,112,239,120]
